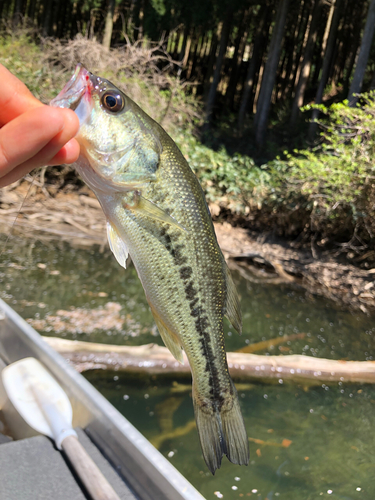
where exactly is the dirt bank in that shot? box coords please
[1,181,374,314]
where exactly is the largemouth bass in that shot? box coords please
[51,65,249,474]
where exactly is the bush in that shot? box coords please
[264,97,375,249]
[176,133,270,214]
[0,30,200,135]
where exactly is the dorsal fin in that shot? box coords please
[224,264,242,334]
[151,309,184,364]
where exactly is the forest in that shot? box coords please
[1,0,375,264]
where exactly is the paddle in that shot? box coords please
[2,357,121,500]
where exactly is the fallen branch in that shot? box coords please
[43,337,375,385]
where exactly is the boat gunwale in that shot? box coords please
[0,297,205,500]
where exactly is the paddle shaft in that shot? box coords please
[61,435,121,500]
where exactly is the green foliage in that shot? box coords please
[0,31,78,102]
[0,33,48,98]
[176,133,270,213]
[265,97,375,244]
[178,97,375,250]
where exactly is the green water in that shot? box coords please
[1,237,375,499]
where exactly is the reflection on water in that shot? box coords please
[1,237,375,499]
[87,371,375,500]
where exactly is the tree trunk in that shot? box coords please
[179,26,193,77]
[42,0,53,36]
[327,4,346,88]
[171,29,181,59]
[178,23,190,62]
[132,0,141,41]
[310,0,335,90]
[57,0,69,38]
[204,8,233,127]
[348,0,375,106]
[187,30,202,80]
[0,0,9,22]
[290,0,323,126]
[203,31,219,97]
[308,0,343,141]
[332,0,355,84]
[237,4,270,135]
[12,0,23,27]
[70,2,79,39]
[254,0,290,146]
[285,0,309,98]
[341,3,365,95]
[224,7,251,110]
[50,0,62,37]
[103,0,116,49]
[275,35,290,102]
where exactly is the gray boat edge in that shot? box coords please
[0,297,206,500]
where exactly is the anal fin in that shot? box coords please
[106,221,129,269]
[224,264,242,334]
[152,311,184,364]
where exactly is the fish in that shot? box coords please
[51,64,249,474]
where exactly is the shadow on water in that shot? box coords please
[1,236,375,499]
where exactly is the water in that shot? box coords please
[1,237,375,499]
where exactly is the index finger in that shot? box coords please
[0,64,42,126]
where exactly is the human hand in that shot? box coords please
[0,64,80,188]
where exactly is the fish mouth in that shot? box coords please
[50,64,89,109]
[50,64,95,126]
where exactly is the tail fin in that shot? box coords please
[192,380,249,474]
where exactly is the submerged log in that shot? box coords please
[43,337,375,385]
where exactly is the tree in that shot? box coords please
[224,6,252,110]
[348,0,375,106]
[254,0,290,146]
[237,3,270,135]
[204,6,234,127]
[290,0,323,126]
[103,0,116,49]
[308,0,343,141]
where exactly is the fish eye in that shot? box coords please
[101,91,124,113]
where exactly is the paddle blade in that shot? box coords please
[2,357,73,439]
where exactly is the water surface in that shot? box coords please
[1,237,375,499]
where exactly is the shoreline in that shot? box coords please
[1,182,374,315]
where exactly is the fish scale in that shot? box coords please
[51,64,249,474]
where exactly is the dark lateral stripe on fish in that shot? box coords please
[161,225,227,410]
[179,266,193,281]
[196,316,226,410]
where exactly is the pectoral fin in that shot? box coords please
[151,310,184,364]
[224,264,242,334]
[106,221,129,269]
[124,194,187,233]
[112,172,157,188]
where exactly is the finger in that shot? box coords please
[0,106,79,179]
[0,164,33,187]
[0,64,42,126]
[47,138,80,166]
[0,137,81,187]
[34,111,80,166]
[0,110,80,188]
[0,141,81,188]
